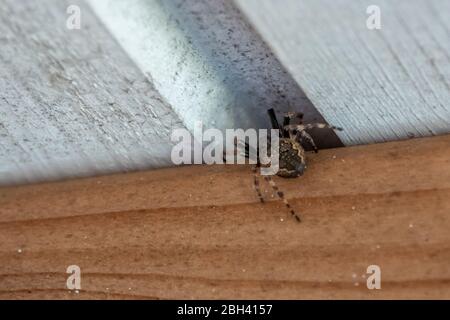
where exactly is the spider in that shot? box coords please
[252,108,343,222]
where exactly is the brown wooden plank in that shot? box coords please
[1,135,450,299]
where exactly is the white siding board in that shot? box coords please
[0,0,182,185]
[0,0,342,186]
[87,0,336,139]
[237,0,450,145]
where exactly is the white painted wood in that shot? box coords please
[237,0,450,145]
[87,0,334,138]
[0,0,183,186]
[9,0,447,185]
[0,0,340,186]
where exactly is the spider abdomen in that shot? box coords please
[277,138,306,178]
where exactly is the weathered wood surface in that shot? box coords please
[88,0,338,146]
[0,0,184,186]
[4,0,450,187]
[0,135,449,299]
[237,0,450,145]
[0,0,340,187]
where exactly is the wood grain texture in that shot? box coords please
[237,0,450,145]
[1,135,449,299]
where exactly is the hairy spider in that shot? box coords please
[252,108,343,222]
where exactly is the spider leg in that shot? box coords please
[267,108,281,132]
[288,129,296,140]
[224,138,254,164]
[282,114,293,137]
[283,112,304,126]
[282,112,303,137]
[285,123,343,132]
[252,165,265,203]
[296,130,318,153]
[263,175,301,222]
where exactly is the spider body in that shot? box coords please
[252,108,343,222]
[277,138,306,178]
